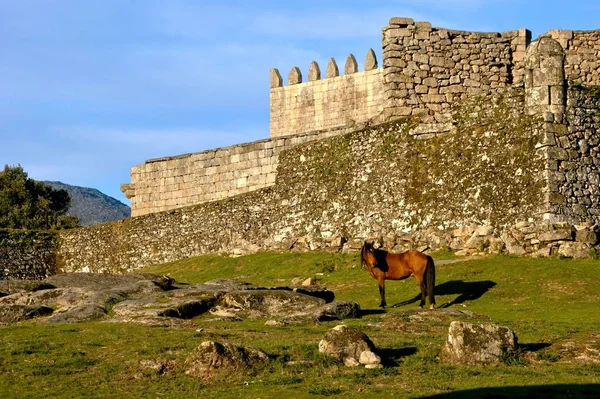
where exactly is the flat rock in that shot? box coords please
[216,289,326,318]
[43,273,175,292]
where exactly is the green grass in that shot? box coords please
[1,252,599,398]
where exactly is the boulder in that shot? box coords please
[557,242,590,259]
[500,232,527,256]
[318,325,376,365]
[444,321,518,365]
[575,228,598,246]
[184,341,268,377]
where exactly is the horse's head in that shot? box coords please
[361,241,377,269]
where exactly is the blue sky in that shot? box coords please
[1,0,598,205]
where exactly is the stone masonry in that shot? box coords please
[121,127,355,217]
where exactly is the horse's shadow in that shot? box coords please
[391,280,496,308]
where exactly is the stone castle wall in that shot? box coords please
[122,127,354,217]
[121,18,600,219]
[269,52,384,138]
[58,97,549,273]
[56,89,600,273]
[546,29,600,86]
[381,18,530,135]
[0,230,57,280]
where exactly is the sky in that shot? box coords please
[1,0,599,205]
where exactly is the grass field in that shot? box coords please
[1,252,599,398]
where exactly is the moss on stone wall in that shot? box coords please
[277,88,544,236]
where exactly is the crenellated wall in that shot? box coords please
[269,51,384,138]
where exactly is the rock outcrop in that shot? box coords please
[0,274,360,325]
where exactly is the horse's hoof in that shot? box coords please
[429,305,435,310]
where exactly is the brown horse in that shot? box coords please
[361,242,436,309]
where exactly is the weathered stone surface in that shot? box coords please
[345,54,358,75]
[314,301,361,321]
[319,325,375,363]
[308,61,321,82]
[184,341,268,377]
[389,17,414,27]
[364,48,378,71]
[269,68,283,88]
[288,66,302,85]
[325,57,339,78]
[538,229,574,242]
[576,228,598,245]
[0,230,57,280]
[557,242,590,259]
[0,304,53,324]
[444,321,518,365]
[359,350,381,366]
[216,289,326,318]
[0,280,53,296]
[500,232,527,256]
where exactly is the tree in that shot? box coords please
[0,165,80,229]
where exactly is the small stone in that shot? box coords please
[344,357,360,367]
[389,17,414,26]
[302,278,315,286]
[365,364,384,369]
[359,350,381,365]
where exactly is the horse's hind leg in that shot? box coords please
[416,276,426,308]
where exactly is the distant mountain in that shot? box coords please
[43,181,131,226]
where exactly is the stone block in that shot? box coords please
[389,17,414,26]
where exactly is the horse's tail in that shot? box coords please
[425,255,436,307]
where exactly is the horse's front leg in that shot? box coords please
[378,276,386,308]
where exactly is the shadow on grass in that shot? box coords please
[360,309,387,316]
[520,342,551,352]
[420,384,600,398]
[391,280,496,308]
[378,347,418,367]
